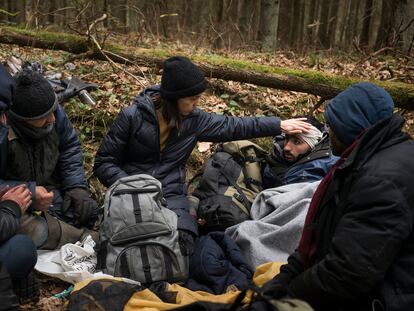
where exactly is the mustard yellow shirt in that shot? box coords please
[156,108,172,152]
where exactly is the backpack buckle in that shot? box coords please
[245,156,256,162]
[245,177,261,186]
[234,193,244,203]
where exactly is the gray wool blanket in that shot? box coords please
[225,181,320,269]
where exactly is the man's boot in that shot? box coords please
[41,213,99,250]
[0,263,19,311]
[11,270,39,305]
[18,214,48,247]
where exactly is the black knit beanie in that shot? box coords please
[11,70,57,120]
[160,56,208,100]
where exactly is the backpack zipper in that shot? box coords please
[110,226,171,245]
[114,241,183,279]
[112,187,160,196]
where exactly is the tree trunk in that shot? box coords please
[53,0,68,27]
[209,0,225,49]
[125,0,130,31]
[277,0,291,48]
[109,0,123,32]
[375,0,399,49]
[344,0,358,46]
[289,0,301,47]
[296,0,305,49]
[238,0,256,46]
[251,0,262,42]
[368,0,383,49]
[47,0,56,25]
[360,0,373,47]
[258,0,280,51]
[188,0,204,35]
[333,0,347,47]
[393,0,414,52]
[306,0,318,47]
[302,0,311,47]
[13,0,27,25]
[222,0,240,49]
[6,0,15,23]
[318,0,331,48]
[313,0,322,46]
[350,0,361,46]
[353,0,364,47]
[327,0,339,49]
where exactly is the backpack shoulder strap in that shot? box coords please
[211,156,251,212]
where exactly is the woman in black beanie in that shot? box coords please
[94,56,310,246]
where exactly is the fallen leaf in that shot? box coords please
[103,81,113,90]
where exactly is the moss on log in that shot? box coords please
[0,26,89,54]
[1,26,414,109]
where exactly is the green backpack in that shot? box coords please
[192,140,269,234]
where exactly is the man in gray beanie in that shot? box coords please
[0,69,99,251]
[262,82,414,311]
[263,116,338,187]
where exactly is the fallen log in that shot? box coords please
[0,26,89,54]
[1,26,414,109]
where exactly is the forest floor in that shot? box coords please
[0,35,413,310]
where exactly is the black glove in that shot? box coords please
[260,273,291,299]
[62,188,99,229]
[178,230,196,256]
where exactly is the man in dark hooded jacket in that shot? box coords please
[262,82,414,311]
[0,66,99,250]
[0,65,39,306]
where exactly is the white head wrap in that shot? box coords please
[297,125,323,149]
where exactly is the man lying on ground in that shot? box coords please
[263,116,338,188]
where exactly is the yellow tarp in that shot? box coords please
[72,262,285,311]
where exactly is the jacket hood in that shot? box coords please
[324,82,394,146]
[341,113,408,170]
[133,85,161,115]
[0,64,15,112]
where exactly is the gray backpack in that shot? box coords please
[97,174,188,284]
